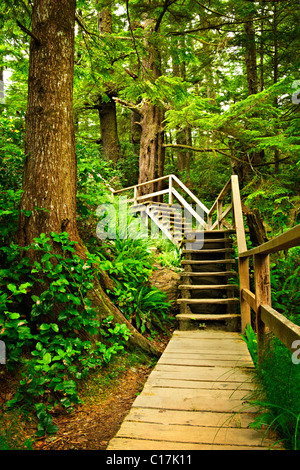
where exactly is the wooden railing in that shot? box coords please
[112,174,210,229]
[206,176,300,358]
[239,225,300,362]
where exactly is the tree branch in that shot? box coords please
[16,20,40,46]
[112,97,143,116]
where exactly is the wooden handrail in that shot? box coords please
[240,225,300,257]
[112,174,170,194]
[239,223,300,362]
[171,175,210,215]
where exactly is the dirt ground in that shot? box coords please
[35,363,153,450]
[0,331,173,451]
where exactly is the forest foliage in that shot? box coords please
[0,0,299,449]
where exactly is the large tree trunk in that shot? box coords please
[19,0,83,254]
[18,0,161,357]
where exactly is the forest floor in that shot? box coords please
[0,328,173,451]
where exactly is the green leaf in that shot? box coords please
[43,353,51,364]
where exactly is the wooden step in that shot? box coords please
[184,230,235,235]
[183,238,231,244]
[178,284,238,290]
[181,259,235,265]
[177,298,239,304]
[182,248,234,254]
[180,271,236,277]
[176,313,240,320]
[176,313,241,332]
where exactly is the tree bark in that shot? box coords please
[19,0,82,254]
[244,16,258,96]
[138,18,165,198]
[98,95,122,164]
[18,0,161,357]
[96,3,121,164]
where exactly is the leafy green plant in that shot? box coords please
[240,324,258,367]
[0,232,130,436]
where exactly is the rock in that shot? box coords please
[150,265,181,312]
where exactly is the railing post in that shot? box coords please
[133,186,138,205]
[231,175,251,333]
[169,175,173,205]
[254,253,271,363]
[239,257,251,333]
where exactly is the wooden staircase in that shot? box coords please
[177,230,240,331]
[111,174,250,333]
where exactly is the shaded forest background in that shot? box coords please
[0,0,300,450]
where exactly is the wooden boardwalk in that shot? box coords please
[107,330,282,450]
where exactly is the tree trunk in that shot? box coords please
[96,2,121,164]
[18,0,161,357]
[19,0,82,253]
[244,16,258,96]
[138,19,165,198]
[98,96,122,164]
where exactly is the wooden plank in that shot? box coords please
[132,387,255,411]
[107,330,282,450]
[165,337,248,350]
[156,356,253,368]
[254,253,271,359]
[144,376,255,391]
[161,349,252,359]
[141,366,254,385]
[107,438,270,450]
[123,407,257,428]
[181,259,235,264]
[159,351,252,361]
[231,175,247,253]
[176,299,239,304]
[171,174,210,214]
[207,177,232,217]
[179,284,238,289]
[113,421,278,448]
[261,304,300,352]
[242,288,257,313]
[171,187,207,227]
[181,271,236,276]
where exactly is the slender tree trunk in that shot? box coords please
[98,96,122,164]
[243,14,263,179]
[273,2,279,174]
[96,3,121,163]
[244,16,258,96]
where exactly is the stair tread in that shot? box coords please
[176,313,240,320]
[181,271,236,276]
[185,230,235,234]
[182,248,234,253]
[179,284,238,289]
[181,259,235,264]
[177,298,239,304]
[183,238,231,243]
